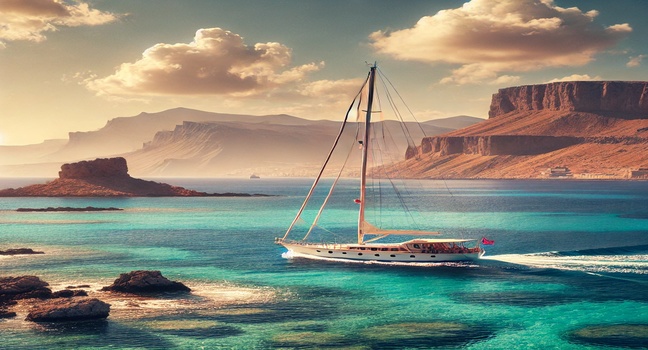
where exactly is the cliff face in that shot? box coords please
[489,81,648,118]
[59,157,128,179]
[399,81,648,179]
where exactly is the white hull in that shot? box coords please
[280,241,483,263]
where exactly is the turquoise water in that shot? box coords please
[1,178,648,349]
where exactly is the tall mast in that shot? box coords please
[358,63,377,244]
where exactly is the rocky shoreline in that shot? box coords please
[0,271,190,323]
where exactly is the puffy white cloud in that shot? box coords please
[545,74,603,83]
[86,28,323,97]
[370,0,631,84]
[0,0,118,46]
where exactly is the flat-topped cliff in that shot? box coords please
[489,81,648,119]
[397,81,648,179]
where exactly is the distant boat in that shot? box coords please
[276,64,484,263]
[250,174,260,179]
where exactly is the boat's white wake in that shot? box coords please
[483,253,648,274]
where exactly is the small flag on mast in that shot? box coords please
[354,199,362,204]
[481,237,495,245]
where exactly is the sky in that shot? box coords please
[1,0,647,145]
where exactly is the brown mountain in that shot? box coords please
[394,81,648,179]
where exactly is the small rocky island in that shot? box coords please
[0,157,267,197]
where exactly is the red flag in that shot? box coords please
[354,199,362,204]
[481,237,495,245]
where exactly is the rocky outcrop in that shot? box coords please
[101,270,191,294]
[0,157,266,197]
[26,298,110,322]
[0,276,51,301]
[489,81,648,118]
[59,157,128,179]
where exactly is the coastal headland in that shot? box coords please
[396,81,648,180]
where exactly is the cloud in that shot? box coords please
[627,55,646,68]
[545,74,603,83]
[0,0,118,47]
[370,0,631,84]
[86,28,323,97]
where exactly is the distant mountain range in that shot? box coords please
[0,108,482,177]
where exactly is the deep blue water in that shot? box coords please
[1,178,648,349]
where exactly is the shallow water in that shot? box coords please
[1,178,648,349]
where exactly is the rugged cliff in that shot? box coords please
[489,81,648,119]
[399,81,648,179]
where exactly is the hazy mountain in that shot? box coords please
[1,108,479,177]
[123,119,453,177]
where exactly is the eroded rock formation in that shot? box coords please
[101,270,191,294]
[26,298,110,322]
[489,81,648,118]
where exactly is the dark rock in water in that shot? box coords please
[101,270,191,294]
[66,285,91,289]
[0,276,51,301]
[0,248,45,255]
[52,289,88,298]
[16,207,122,212]
[26,298,110,322]
[0,310,17,319]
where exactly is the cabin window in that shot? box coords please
[316,250,321,252]
[390,255,396,258]
[374,254,380,257]
[381,248,388,251]
[370,248,377,251]
[391,248,399,251]
[328,251,333,254]
[410,255,416,258]
[358,253,363,256]
[342,252,347,254]
[413,244,420,249]
[430,255,436,258]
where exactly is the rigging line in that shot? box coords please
[376,67,429,142]
[376,73,415,149]
[303,117,363,241]
[282,72,370,240]
[370,108,426,231]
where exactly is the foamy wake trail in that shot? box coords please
[483,253,648,274]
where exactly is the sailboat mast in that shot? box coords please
[358,64,377,244]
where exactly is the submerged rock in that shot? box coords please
[101,270,191,294]
[26,298,110,322]
[567,324,648,348]
[0,248,45,255]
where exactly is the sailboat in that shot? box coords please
[276,64,484,263]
